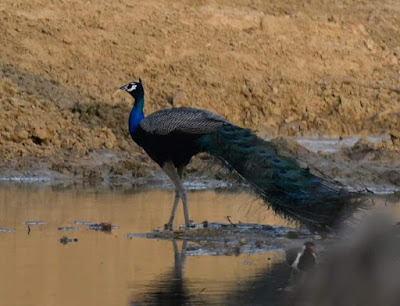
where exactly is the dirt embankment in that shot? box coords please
[0,0,399,185]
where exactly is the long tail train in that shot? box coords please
[198,124,368,231]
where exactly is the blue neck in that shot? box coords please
[129,97,145,136]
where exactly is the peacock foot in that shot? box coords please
[164,223,174,231]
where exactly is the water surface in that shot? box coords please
[0,183,295,306]
[1,183,399,305]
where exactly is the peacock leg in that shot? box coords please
[165,191,180,230]
[162,162,190,229]
[177,165,190,229]
[180,190,190,229]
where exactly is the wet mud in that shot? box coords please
[128,222,320,256]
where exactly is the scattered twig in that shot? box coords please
[226,216,237,227]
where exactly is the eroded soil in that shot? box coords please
[0,0,399,187]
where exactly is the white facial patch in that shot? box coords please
[127,83,137,92]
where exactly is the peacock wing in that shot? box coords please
[139,107,229,135]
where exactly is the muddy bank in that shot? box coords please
[0,0,400,190]
[1,94,399,193]
[1,0,399,136]
[0,73,399,191]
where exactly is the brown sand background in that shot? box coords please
[0,0,399,188]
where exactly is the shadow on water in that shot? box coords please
[130,240,193,306]
[222,262,291,306]
[129,239,292,306]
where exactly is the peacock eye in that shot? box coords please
[127,83,137,92]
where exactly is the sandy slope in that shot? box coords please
[0,0,399,186]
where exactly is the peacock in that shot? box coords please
[118,79,365,231]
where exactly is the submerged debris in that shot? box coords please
[126,222,317,256]
[59,236,79,245]
[87,222,120,232]
[0,228,15,233]
[24,221,46,226]
[73,221,95,226]
[73,221,120,232]
[58,227,79,232]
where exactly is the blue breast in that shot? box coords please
[129,106,144,136]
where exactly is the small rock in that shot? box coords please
[186,244,201,251]
[262,224,274,230]
[255,240,263,248]
[62,38,72,45]
[286,231,299,239]
[327,16,336,23]
[364,39,377,52]
[388,55,398,66]
[239,238,247,245]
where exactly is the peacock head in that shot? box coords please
[119,78,144,100]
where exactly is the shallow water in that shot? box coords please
[295,135,390,154]
[0,183,398,306]
[0,183,296,306]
